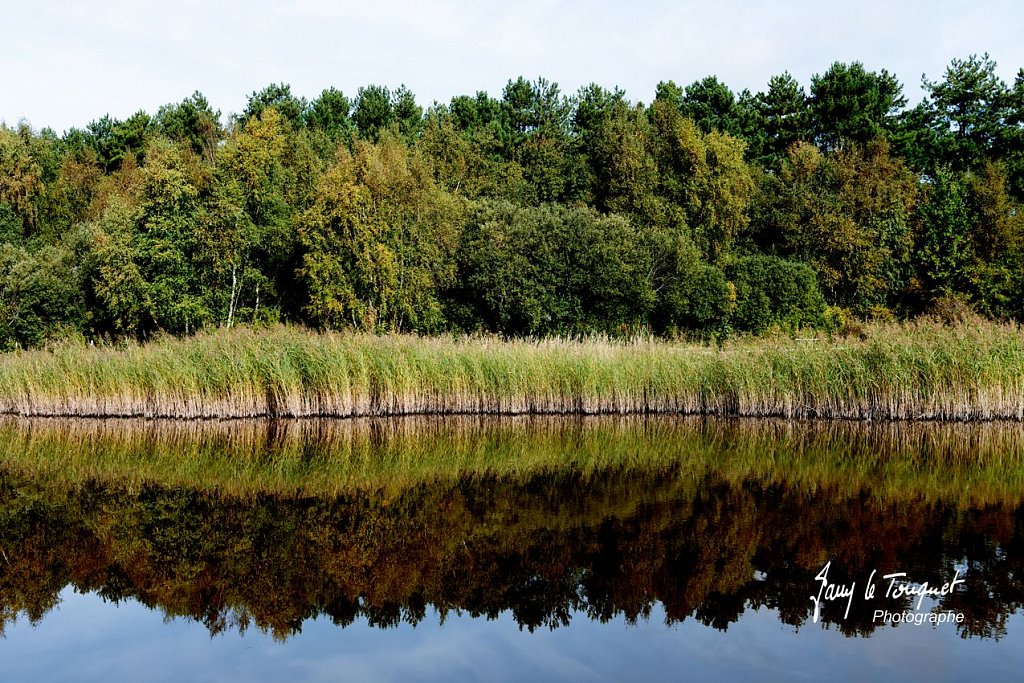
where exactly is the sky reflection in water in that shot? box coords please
[5,590,1024,683]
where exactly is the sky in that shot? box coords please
[2,0,1023,133]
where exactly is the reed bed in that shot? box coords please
[0,321,1023,421]
[3,415,1024,503]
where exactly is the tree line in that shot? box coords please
[1,54,1023,348]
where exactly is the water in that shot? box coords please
[1,416,1023,681]
[8,593,1023,683]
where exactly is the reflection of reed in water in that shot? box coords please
[3,415,1024,503]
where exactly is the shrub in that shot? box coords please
[729,255,826,333]
[0,243,87,350]
[657,261,734,336]
[455,201,655,335]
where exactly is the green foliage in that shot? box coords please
[305,87,354,147]
[655,77,742,136]
[3,63,1024,349]
[391,85,424,141]
[216,107,308,321]
[0,204,21,245]
[85,199,152,337]
[965,163,1024,316]
[0,125,44,232]
[455,201,654,335]
[155,92,221,162]
[729,255,826,332]
[921,54,1012,172]
[748,72,810,169]
[649,101,755,263]
[915,168,976,302]
[499,77,574,204]
[299,134,460,332]
[243,83,308,127]
[809,62,905,148]
[573,84,660,220]
[649,231,731,335]
[348,84,425,144]
[82,111,153,171]
[914,163,1024,316]
[754,139,918,314]
[0,242,86,349]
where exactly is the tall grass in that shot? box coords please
[0,321,1023,420]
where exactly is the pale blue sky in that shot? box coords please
[2,0,1022,133]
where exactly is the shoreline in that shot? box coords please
[3,404,1024,422]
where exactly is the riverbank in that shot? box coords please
[0,322,1022,421]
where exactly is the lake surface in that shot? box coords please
[1,416,1023,681]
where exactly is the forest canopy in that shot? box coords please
[1,55,1023,349]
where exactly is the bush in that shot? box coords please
[657,261,734,336]
[0,243,87,350]
[455,201,655,335]
[729,255,826,333]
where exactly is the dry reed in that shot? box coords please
[0,321,1022,421]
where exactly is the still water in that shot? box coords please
[1,416,1023,681]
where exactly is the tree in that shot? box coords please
[83,111,153,171]
[219,109,288,221]
[353,85,393,142]
[914,168,975,302]
[299,133,461,332]
[809,62,905,148]
[197,177,262,329]
[1006,69,1024,198]
[155,91,222,163]
[754,139,918,314]
[910,162,1024,315]
[964,162,1024,315]
[218,107,311,324]
[419,106,503,198]
[391,85,424,141]
[305,87,354,143]
[449,91,504,133]
[750,72,810,169]
[918,54,1012,174]
[243,83,308,128]
[0,242,86,349]
[0,125,44,234]
[499,77,574,203]
[572,84,660,220]
[131,137,212,333]
[649,100,755,264]
[650,232,732,336]
[673,76,745,138]
[729,255,826,332]
[84,198,151,337]
[351,84,425,143]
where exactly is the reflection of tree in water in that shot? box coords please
[0,467,1022,640]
